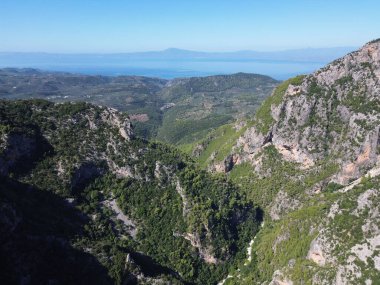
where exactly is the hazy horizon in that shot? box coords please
[0,46,359,54]
[0,45,358,80]
[0,0,377,80]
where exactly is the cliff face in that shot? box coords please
[235,40,380,184]
[214,40,380,285]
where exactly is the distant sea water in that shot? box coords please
[0,59,328,80]
[1,46,358,79]
[34,60,326,80]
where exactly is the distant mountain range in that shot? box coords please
[0,47,357,64]
[0,47,358,80]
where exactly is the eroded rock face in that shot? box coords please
[269,270,294,285]
[305,187,380,284]
[99,107,134,141]
[184,233,218,264]
[262,184,380,285]
[269,190,301,221]
[230,41,380,184]
[213,154,240,173]
[307,238,326,266]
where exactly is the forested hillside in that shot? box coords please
[0,99,261,285]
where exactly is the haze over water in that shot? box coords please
[28,59,325,80]
[0,51,351,80]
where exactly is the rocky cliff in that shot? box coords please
[214,40,380,284]
[234,39,380,185]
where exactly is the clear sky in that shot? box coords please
[0,0,379,53]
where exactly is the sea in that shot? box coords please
[0,59,328,80]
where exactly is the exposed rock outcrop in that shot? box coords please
[214,40,380,285]
[228,40,380,184]
[184,233,218,264]
[307,238,326,266]
[269,270,293,285]
[99,107,134,141]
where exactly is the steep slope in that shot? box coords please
[180,121,253,171]
[204,40,380,284]
[0,100,261,285]
[0,70,278,143]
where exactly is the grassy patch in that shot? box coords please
[182,122,250,168]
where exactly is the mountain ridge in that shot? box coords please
[195,39,380,284]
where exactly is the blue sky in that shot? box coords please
[0,0,379,53]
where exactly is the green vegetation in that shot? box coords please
[181,123,251,168]
[360,62,372,69]
[226,174,380,284]
[343,91,380,114]
[0,99,261,285]
[156,73,278,144]
[368,38,380,44]
[307,79,324,98]
[335,75,353,86]
[173,49,380,283]
[0,69,278,144]
[157,112,233,145]
[229,146,339,209]
[245,205,325,283]
[0,178,115,285]
[228,163,254,184]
